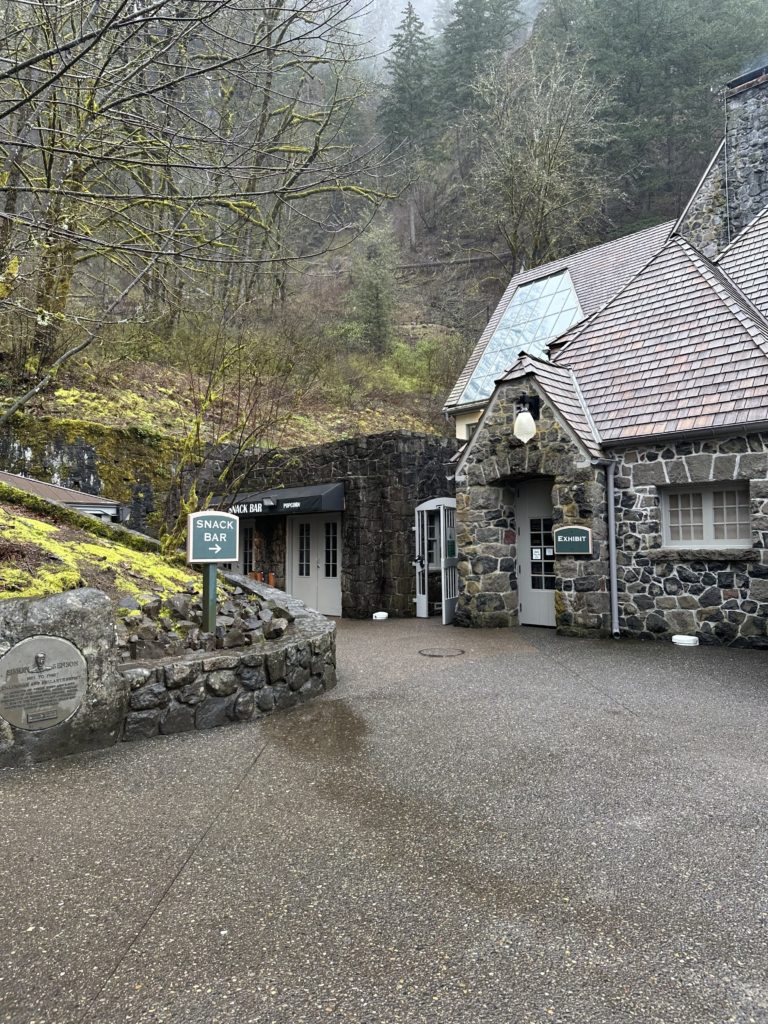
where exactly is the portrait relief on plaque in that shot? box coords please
[0,636,88,731]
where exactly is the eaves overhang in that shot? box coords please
[599,420,768,449]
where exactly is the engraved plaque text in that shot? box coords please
[0,636,88,731]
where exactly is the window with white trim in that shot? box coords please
[661,485,751,547]
[242,526,255,575]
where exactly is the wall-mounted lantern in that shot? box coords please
[513,394,540,444]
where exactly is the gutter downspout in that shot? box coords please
[592,457,621,639]
[606,460,620,639]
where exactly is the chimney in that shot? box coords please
[723,65,768,239]
[678,64,768,256]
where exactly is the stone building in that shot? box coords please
[219,431,459,619]
[448,66,768,648]
[443,221,674,441]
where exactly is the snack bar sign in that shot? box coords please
[187,510,240,564]
[553,525,593,556]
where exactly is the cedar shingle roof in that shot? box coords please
[549,236,768,442]
[500,353,602,457]
[445,220,674,411]
[716,206,768,319]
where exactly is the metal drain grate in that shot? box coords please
[418,647,465,658]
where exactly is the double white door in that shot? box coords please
[287,515,342,616]
[414,498,458,624]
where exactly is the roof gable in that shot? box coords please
[500,353,602,458]
[444,220,674,411]
[551,236,768,441]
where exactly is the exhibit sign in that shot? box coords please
[553,525,593,556]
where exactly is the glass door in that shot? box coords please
[439,502,458,624]
[288,515,342,616]
[516,480,556,627]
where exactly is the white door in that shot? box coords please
[287,515,342,616]
[516,480,556,627]
[414,498,457,622]
[439,502,458,625]
[414,506,429,617]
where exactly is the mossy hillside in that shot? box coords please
[50,386,189,435]
[0,482,172,556]
[2,413,176,507]
[0,501,197,601]
[283,404,437,446]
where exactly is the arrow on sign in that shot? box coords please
[187,510,240,564]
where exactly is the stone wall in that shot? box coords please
[613,435,768,647]
[226,432,460,618]
[678,145,728,259]
[679,73,768,257]
[456,383,610,634]
[120,611,336,740]
[0,414,174,531]
[0,583,337,767]
[723,74,768,241]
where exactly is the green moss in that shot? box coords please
[0,482,180,557]
[50,387,188,435]
[75,540,193,596]
[3,413,177,511]
[0,505,198,601]
[1,566,86,599]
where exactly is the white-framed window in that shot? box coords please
[324,520,338,579]
[426,510,442,569]
[242,525,255,575]
[660,484,751,547]
[298,523,311,577]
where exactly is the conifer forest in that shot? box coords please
[0,0,766,449]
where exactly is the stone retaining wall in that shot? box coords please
[0,415,171,531]
[0,582,336,767]
[212,431,460,618]
[120,614,336,740]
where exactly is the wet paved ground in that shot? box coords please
[0,619,767,1024]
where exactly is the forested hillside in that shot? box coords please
[0,0,766,519]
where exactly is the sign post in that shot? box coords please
[187,511,240,634]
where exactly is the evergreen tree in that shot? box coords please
[379,3,435,146]
[535,0,768,227]
[349,225,399,354]
[431,0,455,34]
[439,0,525,114]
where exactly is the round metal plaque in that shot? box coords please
[0,636,88,731]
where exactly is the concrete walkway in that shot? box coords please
[0,620,767,1024]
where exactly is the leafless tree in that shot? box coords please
[0,0,389,420]
[466,45,616,273]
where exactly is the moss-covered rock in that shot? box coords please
[0,501,195,601]
[0,413,178,534]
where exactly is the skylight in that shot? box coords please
[457,270,583,406]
